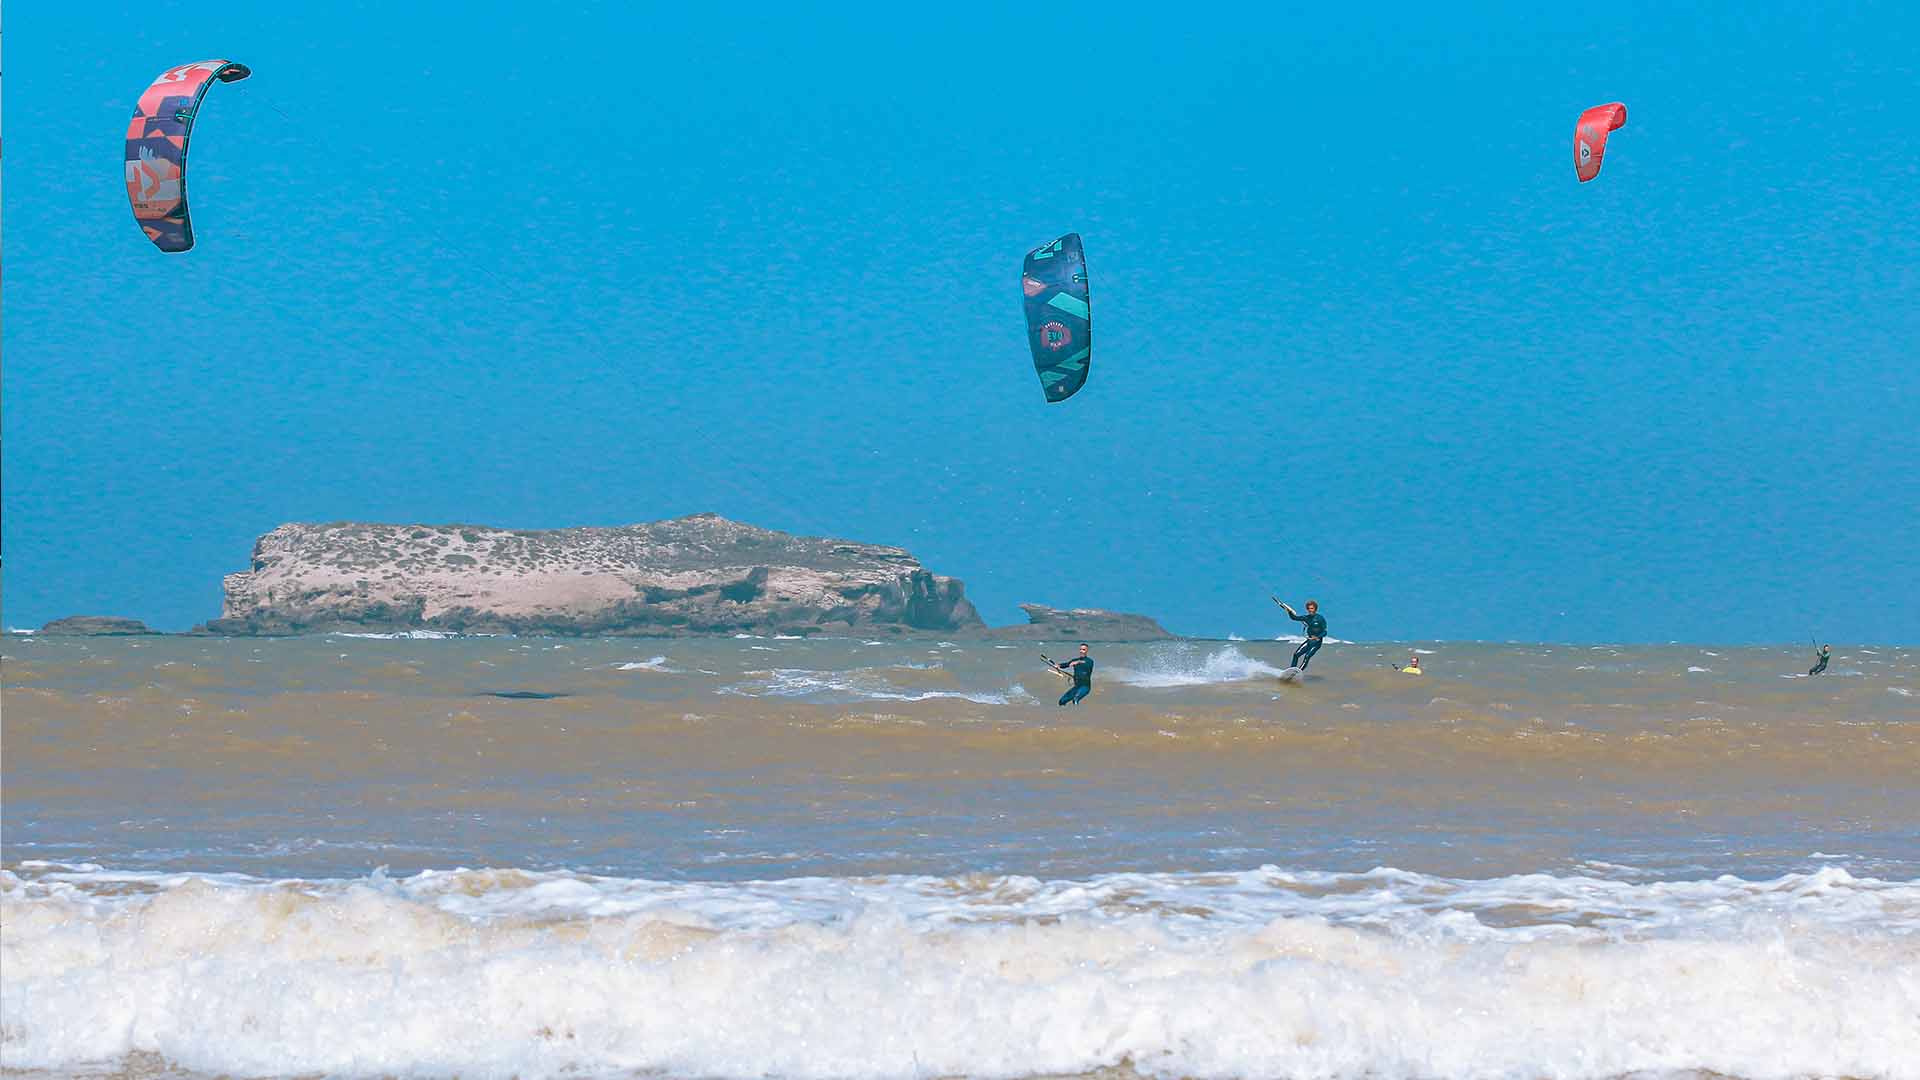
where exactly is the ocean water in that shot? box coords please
[4,635,1918,1078]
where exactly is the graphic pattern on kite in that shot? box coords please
[1022,233,1092,403]
[1574,102,1627,183]
[125,60,252,252]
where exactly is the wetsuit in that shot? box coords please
[1809,647,1830,676]
[1288,609,1327,670]
[1057,655,1093,706]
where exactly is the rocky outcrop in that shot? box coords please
[990,603,1174,642]
[202,514,985,638]
[38,616,157,636]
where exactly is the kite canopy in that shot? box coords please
[1574,102,1627,183]
[125,60,252,252]
[1022,233,1092,403]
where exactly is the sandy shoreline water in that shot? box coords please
[5,635,1917,880]
[4,635,1918,1077]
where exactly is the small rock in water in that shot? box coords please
[38,616,157,636]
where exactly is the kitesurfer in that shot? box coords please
[1050,644,1094,706]
[1398,655,1422,675]
[1274,598,1327,670]
[1809,645,1831,676]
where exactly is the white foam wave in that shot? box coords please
[1108,645,1289,688]
[719,669,1017,705]
[3,864,1915,1078]
[614,656,677,673]
[1687,666,1712,673]
[330,629,457,640]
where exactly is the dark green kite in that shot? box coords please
[1021,233,1092,402]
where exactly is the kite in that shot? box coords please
[1021,233,1092,402]
[125,60,252,252]
[1574,102,1627,183]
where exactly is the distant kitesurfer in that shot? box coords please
[1397,655,1422,675]
[1809,645,1831,676]
[1274,597,1327,670]
[1048,644,1095,706]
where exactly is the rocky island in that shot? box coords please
[37,616,158,636]
[198,514,1178,639]
[204,515,986,637]
[989,604,1174,642]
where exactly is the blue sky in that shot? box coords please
[5,3,1917,642]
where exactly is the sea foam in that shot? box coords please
[1107,645,1289,687]
[3,863,1915,1078]
[718,668,1021,705]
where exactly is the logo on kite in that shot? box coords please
[1574,102,1627,183]
[125,59,252,252]
[1021,233,1092,403]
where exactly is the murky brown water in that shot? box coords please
[7,635,1916,880]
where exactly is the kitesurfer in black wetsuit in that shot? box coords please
[1051,644,1094,706]
[1274,598,1327,670]
[1809,644,1831,676]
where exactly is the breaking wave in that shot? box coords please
[3,862,1915,1078]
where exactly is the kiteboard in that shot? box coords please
[1276,667,1305,685]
